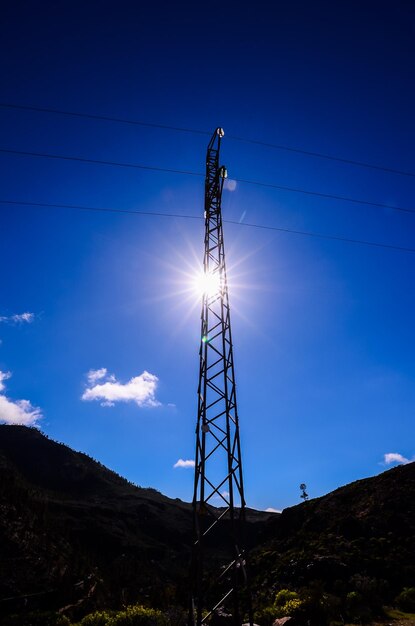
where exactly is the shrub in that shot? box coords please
[81,610,113,626]
[346,590,373,622]
[254,606,277,626]
[278,598,303,617]
[272,589,305,619]
[164,606,187,626]
[274,589,299,607]
[3,612,71,626]
[108,605,168,626]
[395,587,415,613]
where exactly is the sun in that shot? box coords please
[141,229,263,343]
[192,269,222,299]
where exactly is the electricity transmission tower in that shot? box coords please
[189,128,253,626]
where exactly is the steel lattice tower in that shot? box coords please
[189,128,253,626]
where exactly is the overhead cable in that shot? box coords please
[0,102,209,136]
[1,146,414,216]
[1,101,413,178]
[2,198,415,254]
[0,147,201,177]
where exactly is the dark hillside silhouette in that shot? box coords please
[1,425,414,621]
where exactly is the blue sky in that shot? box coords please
[0,1,414,511]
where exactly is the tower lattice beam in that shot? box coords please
[189,128,253,626]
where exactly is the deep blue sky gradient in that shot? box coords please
[1,1,415,510]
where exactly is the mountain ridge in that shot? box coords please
[1,424,414,622]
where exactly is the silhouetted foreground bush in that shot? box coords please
[4,595,415,626]
[80,606,168,626]
[395,587,415,613]
[2,611,71,626]
[2,606,183,626]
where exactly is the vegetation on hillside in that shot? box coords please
[1,425,415,625]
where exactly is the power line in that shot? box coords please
[2,198,415,254]
[0,198,201,220]
[227,134,415,179]
[0,102,210,137]
[1,146,415,216]
[0,147,201,178]
[1,101,414,179]
[232,219,415,253]
[233,176,415,215]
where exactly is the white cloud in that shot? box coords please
[173,458,195,469]
[210,490,230,504]
[265,507,282,514]
[384,452,412,465]
[87,368,110,384]
[14,312,34,323]
[82,369,160,408]
[0,371,11,392]
[0,370,42,426]
[0,312,34,324]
